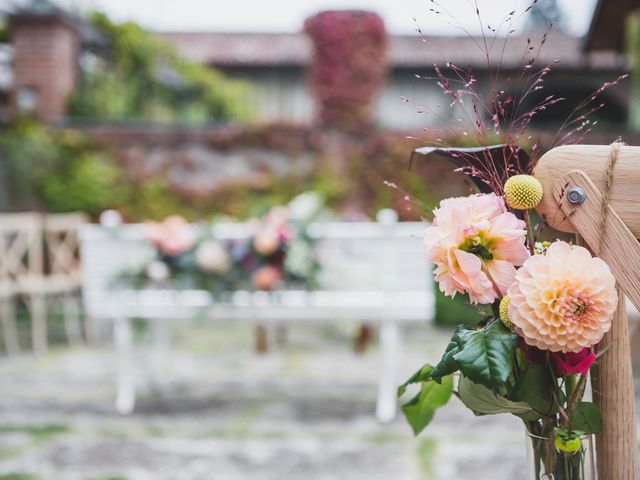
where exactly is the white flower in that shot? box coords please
[146,260,170,282]
[288,192,323,222]
[99,209,122,229]
[285,240,314,278]
[195,240,230,274]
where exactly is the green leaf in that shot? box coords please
[458,375,533,416]
[401,375,454,436]
[398,363,433,397]
[511,364,555,417]
[570,402,602,434]
[453,321,517,393]
[431,333,461,381]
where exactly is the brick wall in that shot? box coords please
[10,14,80,121]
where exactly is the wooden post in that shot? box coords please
[591,288,638,480]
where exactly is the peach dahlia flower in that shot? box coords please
[425,193,530,304]
[507,241,617,353]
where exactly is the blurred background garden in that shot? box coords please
[0,0,638,478]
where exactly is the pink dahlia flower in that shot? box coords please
[425,193,529,304]
[508,241,617,353]
[144,215,196,257]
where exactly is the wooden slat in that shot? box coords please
[536,144,640,236]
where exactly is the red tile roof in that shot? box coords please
[160,31,627,71]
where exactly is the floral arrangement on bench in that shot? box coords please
[120,192,326,294]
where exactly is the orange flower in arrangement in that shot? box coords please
[252,265,282,291]
[144,215,196,257]
[508,241,618,353]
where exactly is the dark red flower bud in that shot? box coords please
[550,349,596,376]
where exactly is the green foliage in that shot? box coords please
[511,363,555,419]
[0,120,57,210]
[0,119,126,215]
[0,474,40,480]
[434,287,485,328]
[399,364,453,436]
[0,423,69,441]
[397,363,434,397]
[458,375,532,416]
[40,150,123,214]
[431,320,518,394]
[569,402,602,435]
[0,22,8,43]
[120,176,189,221]
[68,12,253,123]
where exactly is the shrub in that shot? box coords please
[0,119,126,216]
[68,13,254,124]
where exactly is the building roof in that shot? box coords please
[161,30,627,71]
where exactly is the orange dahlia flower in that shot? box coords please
[507,241,617,353]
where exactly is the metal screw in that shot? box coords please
[567,187,587,204]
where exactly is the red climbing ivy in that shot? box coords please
[304,11,388,131]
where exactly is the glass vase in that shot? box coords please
[526,431,596,480]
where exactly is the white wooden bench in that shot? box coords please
[80,215,434,422]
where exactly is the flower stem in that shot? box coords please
[523,209,535,252]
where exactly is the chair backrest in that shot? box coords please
[43,212,89,283]
[0,212,43,295]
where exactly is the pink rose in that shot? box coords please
[550,349,597,376]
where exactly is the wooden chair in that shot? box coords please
[535,144,640,479]
[41,212,91,347]
[0,212,89,355]
[0,212,42,355]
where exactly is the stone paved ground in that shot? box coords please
[0,321,633,480]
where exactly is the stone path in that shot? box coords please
[0,321,631,480]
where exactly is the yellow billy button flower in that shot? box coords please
[499,296,514,331]
[503,174,543,210]
[555,436,582,454]
[554,429,583,454]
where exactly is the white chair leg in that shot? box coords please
[0,298,20,356]
[115,315,136,414]
[376,322,401,423]
[29,294,47,354]
[83,311,99,346]
[146,320,170,390]
[63,294,83,347]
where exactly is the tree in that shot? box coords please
[527,0,565,31]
